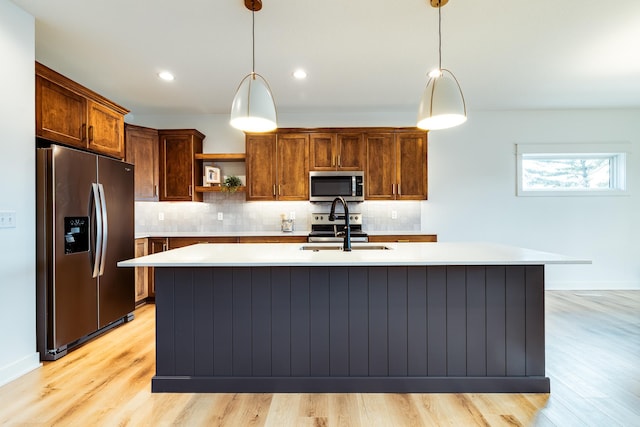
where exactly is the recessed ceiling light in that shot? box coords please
[158,71,175,81]
[292,69,307,80]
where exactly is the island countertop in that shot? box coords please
[118,241,590,268]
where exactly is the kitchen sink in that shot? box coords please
[300,245,392,251]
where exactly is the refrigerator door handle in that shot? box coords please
[92,183,103,278]
[97,183,108,276]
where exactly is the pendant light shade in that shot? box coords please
[230,0,277,133]
[417,1,466,131]
[417,69,466,130]
[230,72,277,132]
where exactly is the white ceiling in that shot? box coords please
[11,0,640,117]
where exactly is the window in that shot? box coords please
[516,143,629,196]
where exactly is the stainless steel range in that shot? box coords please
[307,212,368,243]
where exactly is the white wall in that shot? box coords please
[131,109,639,290]
[426,110,639,290]
[0,0,40,386]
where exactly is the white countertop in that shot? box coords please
[134,231,311,239]
[118,242,590,267]
[134,231,437,239]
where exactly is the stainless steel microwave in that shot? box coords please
[309,171,364,202]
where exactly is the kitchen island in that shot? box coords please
[118,242,589,393]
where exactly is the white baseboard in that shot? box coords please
[0,353,41,388]
[545,281,640,291]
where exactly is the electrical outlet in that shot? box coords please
[0,211,16,228]
[217,212,224,221]
[289,211,296,220]
[158,212,165,221]
[391,210,398,220]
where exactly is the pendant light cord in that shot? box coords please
[438,3,442,71]
[252,1,256,74]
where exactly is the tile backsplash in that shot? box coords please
[135,194,422,234]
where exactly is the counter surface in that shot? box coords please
[119,242,590,268]
[134,231,436,239]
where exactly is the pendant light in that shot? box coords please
[230,0,277,133]
[417,0,467,131]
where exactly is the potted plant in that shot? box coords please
[222,175,243,193]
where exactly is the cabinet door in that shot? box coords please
[365,133,396,200]
[277,133,309,200]
[309,133,337,171]
[125,124,159,201]
[87,100,125,159]
[148,238,168,297]
[158,130,203,202]
[168,236,238,248]
[246,134,277,201]
[336,133,365,170]
[36,76,86,148]
[396,132,428,200]
[134,238,149,304]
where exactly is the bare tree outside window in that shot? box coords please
[516,144,628,196]
[522,156,611,190]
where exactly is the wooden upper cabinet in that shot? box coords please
[277,133,309,200]
[365,130,428,200]
[158,129,204,202]
[309,133,336,170]
[246,134,277,201]
[246,127,426,202]
[309,132,364,171]
[35,62,128,159]
[86,100,125,158]
[395,132,428,200]
[125,124,159,201]
[365,133,396,200]
[36,76,86,148]
[246,133,309,201]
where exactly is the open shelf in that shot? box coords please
[195,185,246,193]
[195,153,246,161]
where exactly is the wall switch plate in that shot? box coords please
[217,212,224,221]
[0,211,16,228]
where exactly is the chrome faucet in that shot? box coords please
[329,196,351,251]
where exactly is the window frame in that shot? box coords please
[516,143,630,197]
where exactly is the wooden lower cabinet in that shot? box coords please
[137,235,310,300]
[134,238,149,304]
[169,236,239,249]
[238,235,308,244]
[367,234,437,243]
[147,238,168,298]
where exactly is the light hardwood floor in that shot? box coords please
[0,291,638,426]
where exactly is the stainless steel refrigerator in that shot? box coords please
[36,144,135,361]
